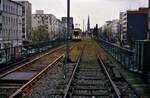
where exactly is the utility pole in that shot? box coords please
[148,0,150,40]
[66,0,70,61]
[64,0,71,78]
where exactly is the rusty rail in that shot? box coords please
[98,56,121,98]
[63,45,85,98]
[0,45,65,78]
[9,54,64,98]
[7,44,75,98]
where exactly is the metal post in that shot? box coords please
[66,0,70,61]
[64,0,71,78]
[148,0,150,40]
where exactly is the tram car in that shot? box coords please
[72,28,82,41]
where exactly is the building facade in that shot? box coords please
[120,8,148,45]
[15,0,32,42]
[103,21,113,42]
[119,12,127,44]
[61,17,74,39]
[99,20,120,43]
[32,10,64,41]
[0,0,22,48]
[111,19,120,42]
[56,19,65,39]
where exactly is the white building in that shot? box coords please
[0,0,22,49]
[111,19,119,42]
[56,19,64,39]
[32,10,64,41]
[120,12,127,43]
[14,0,32,41]
[61,17,74,39]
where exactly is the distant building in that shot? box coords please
[0,0,22,48]
[87,15,90,31]
[106,21,113,42]
[15,0,32,41]
[99,20,119,43]
[99,23,109,40]
[61,17,74,39]
[120,12,127,44]
[56,19,65,39]
[111,19,120,42]
[120,8,148,45]
[36,10,44,14]
[32,10,64,40]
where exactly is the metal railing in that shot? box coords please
[0,39,65,66]
[98,39,136,71]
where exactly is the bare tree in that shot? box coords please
[32,25,50,42]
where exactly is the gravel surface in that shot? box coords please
[23,42,82,98]
[23,62,76,98]
[23,62,64,98]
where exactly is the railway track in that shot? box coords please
[62,40,121,98]
[0,43,64,75]
[0,45,65,77]
[99,57,139,98]
[1,38,139,98]
[0,44,75,98]
[97,41,140,98]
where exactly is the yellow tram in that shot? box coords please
[72,28,82,41]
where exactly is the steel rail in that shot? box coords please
[7,45,75,98]
[0,45,62,74]
[63,45,85,98]
[8,54,64,98]
[98,56,121,98]
[0,45,65,78]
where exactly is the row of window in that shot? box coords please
[2,16,22,26]
[3,1,22,15]
[0,29,22,39]
[34,15,54,19]
[36,19,62,26]
[34,15,60,25]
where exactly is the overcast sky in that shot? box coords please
[28,0,148,28]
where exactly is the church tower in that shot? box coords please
[87,15,90,31]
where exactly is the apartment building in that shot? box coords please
[120,8,148,45]
[0,0,22,48]
[15,0,32,41]
[61,17,74,39]
[32,10,64,40]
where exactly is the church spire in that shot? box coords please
[87,15,90,31]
